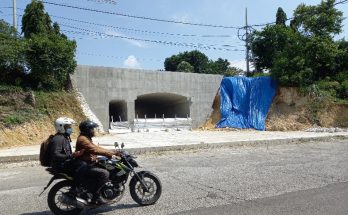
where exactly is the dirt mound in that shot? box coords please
[201,87,348,131]
[201,92,221,130]
[266,87,348,131]
[266,87,311,131]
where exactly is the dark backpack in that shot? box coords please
[39,135,55,167]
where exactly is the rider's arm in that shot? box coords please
[50,136,70,164]
[77,136,114,158]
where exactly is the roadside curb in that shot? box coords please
[0,135,347,163]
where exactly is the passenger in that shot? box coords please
[49,117,86,183]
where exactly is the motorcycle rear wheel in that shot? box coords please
[47,180,84,215]
[129,171,162,206]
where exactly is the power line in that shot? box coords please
[42,1,241,29]
[48,15,242,45]
[50,14,237,38]
[10,8,242,47]
[9,11,244,48]
[13,8,240,39]
[334,0,348,6]
[59,22,241,48]
[86,0,117,5]
[60,24,244,51]
[13,8,243,45]
[53,0,118,5]
[77,51,162,62]
[61,27,242,49]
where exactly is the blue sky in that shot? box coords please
[1,0,347,70]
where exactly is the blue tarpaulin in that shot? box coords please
[217,76,277,131]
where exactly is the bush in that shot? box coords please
[0,85,23,93]
[317,80,341,97]
[339,80,348,99]
[4,114,26,127]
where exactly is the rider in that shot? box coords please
[75,120,121,205]
[49,117,85,179]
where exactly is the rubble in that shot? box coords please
[305,127,348,133]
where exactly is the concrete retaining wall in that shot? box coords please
[72,65,223,130]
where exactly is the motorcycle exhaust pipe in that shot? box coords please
[60,194,88,208]
[75,197,89,208]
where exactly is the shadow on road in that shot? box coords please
[20,211,51,215]
[87,203,140,214]
[19,203,140,215]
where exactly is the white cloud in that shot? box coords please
[105,30,145,48]
[172,13,191,23]
[123,55,141,69]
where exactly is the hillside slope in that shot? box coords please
[202,87,348,131]
[0,87,86,148]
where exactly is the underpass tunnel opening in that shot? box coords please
[109,100,128,122]
[135,93,191,118]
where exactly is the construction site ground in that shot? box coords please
[0,130,347,162]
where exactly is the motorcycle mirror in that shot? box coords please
[121,142,125,149]
[114,142,118,148]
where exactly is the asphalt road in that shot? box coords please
[0,139,347,215]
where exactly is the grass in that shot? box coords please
[0,85,24,93]
[0,86,86,128]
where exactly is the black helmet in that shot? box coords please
[79,120,99,135]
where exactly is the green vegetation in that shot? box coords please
[0,0,76,91]
[164,50,242,76]
[0,87,85,128]
[251,0,348,101]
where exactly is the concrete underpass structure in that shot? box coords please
[72,65,223,131]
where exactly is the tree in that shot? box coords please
[251,25,298,72]
[26,33,77,90]
[22,0,52,38]
[22,0,77,90]
[0,20,27,85]
[304,36,340,79]
[164,50,234,75]
[164,50,209,73]
[177,61,194,73]
[335,39,348,73]
[291,0,344,37]
[250,0,345,88]
[276,7,287,26]
[207,58,230,74]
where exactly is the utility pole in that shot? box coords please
[245,8,250,74]
[13,0,17,30]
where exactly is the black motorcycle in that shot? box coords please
[40,142,162,215]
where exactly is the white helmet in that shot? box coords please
[54,117,76,134]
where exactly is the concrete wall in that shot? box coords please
[72,65,223,130]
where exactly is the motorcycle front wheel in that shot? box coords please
[129,171,162,206]
[47,180,83,215]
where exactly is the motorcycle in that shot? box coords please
[39,142,162,215]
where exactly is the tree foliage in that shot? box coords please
[26,33,76,90]
[177,61,194,73]
[276,7,287,26]
[250,0,347,100]
[164,50,237,76]
[0,0,77,90]
[291,0,343,37]
[0,20,27,85]
[164,50,209,73]
[22,0,52,38]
